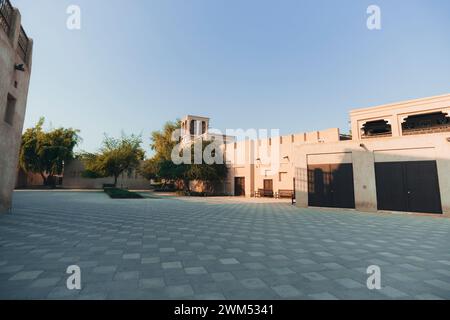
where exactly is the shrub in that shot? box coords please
[104,188,143,199]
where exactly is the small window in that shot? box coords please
[201,121,207,134]
[291,135,295,143]
[362,120,392,138]
[279,172,287,182]
[190,120,195,135]
[4,94,16,126]
[402,112,450,134]
[280,137,283,144]
[269,138,272,146]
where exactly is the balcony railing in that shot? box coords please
[0,0,13,35]
[17,25,28,62]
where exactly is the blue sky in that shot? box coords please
[15,0,450,156]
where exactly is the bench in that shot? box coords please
[276,190,294,199]
[258,189,274,198]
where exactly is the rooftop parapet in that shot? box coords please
[0,0,32,67]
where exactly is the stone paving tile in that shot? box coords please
[335,278,364,289]
[272,285,303,298]
[0,191,449,300]
[139,278,165,289]
[30,277,61,288]
[9,270,43,281]
[162,261,183,269]
[219,258,240,265]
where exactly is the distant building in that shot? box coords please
[184,94,450,216]
[0,0,33,213]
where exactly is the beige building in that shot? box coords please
[220,94,450,216]
[0,0,33,213]
[294,94,450,216]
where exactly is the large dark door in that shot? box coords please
[234,177,245,196]
[264,179,273,191]
[308,163,355,209]
[375,161,442,214]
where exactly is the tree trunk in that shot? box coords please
[40,172,47,186]
[183,179,190,192]
[114,175,118,187]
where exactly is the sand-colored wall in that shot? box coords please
[294,133,450,216]
[0,7,33,213]
[225,128,341,196]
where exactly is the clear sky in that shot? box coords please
[14,0,450,156]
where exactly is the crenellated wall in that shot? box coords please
[0,1,33,213]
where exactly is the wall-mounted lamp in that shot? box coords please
[446,137,450,142]
[15,64,25,72]
[283,156,290,161]
[359,143,366,148]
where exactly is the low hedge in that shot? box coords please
[176,191,229,197]
[104,188,143,199]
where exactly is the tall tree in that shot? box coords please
[139,158,160,181]
[81,134,145,187]
[147,120,227,192]
[150,120,181,161]
[185,141,228,192]
[20,118,80,186]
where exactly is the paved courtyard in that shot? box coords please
[0,191,450,300]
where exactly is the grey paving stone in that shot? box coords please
[425,279,450,291]
[114,271,140,281]
[139,278,165,289]
[162,261,183,269]
[335,278,364,289]
[185,267,208,275]
[211,272,235,282]
[415,293,444,300]
[2,191,450,300]
[165,285,195,298]
[272,285,303,298]
[0,265,24,274]
[141,257,160,264]
[240,278,268,289]
[122,253,140,260]
[93,266,117,274]
[194,292,226,300]
[9,270,43,281]
[308,292,338,300]
[272,267,295,276]
[380,286,409,299]
[302,272,327,281]
[30,277,61,288]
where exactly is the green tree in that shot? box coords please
[20,118,81,186]
[139,158,160,181]
[148,120,228,192]
[185,141,228,192]
[150,120,181,161]
[81,134,145,187]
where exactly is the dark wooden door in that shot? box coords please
[375,161,442,214]
[375,162,407,212]
[234,177,245,196]
[308,164,332,207]
[264,179,273,191]
[308,163,355,209]
[330,164,356,209]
